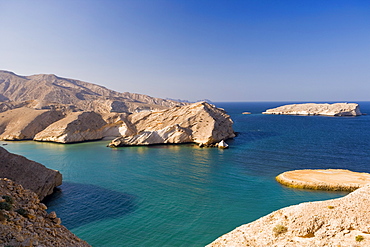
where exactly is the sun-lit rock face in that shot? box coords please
[0,178,90,246]
[263,103,361,116]
[108,102,235,147]
[0,147,62,200]
[0,71,235,146]
[207,183,370,247]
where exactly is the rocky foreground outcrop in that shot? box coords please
[0,178,90,246]
[263,103,362,116]
[108,101,235,147]
[0,147,62,200]
[207,184,370,246]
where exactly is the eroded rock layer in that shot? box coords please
[207,184,370,246]
[263,103,361,116]
[0,178,90,247]
[0,147,62,200]
[108,102,235,147]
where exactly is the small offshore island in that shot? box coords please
[263,102,362,116]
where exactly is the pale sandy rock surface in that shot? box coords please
[207,184,370,247]
[0,107,65,140]
[263,103,361,116]
[0,147,62,200]
[0,178,90,246]
[276,169,370,191]
[34,111,109,143]
[108,102,235,147]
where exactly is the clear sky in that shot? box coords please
[0,0,369,102]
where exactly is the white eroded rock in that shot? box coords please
[207,184,370,246]
[108,102,235,147]
[263,103,361,116]
[217,140,229,149]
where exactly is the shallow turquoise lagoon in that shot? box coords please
[4,102,370,246]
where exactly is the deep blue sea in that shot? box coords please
[3,102,370,246]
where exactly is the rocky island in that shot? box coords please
[262,103,362,116]
[0,71,235,146]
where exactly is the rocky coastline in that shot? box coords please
[208,181,370,246]
[0,71,235,147]
[0,147,62,200]
[0,178,90,246]
[263,102,362,116]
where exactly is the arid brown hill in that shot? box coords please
[0,70,185,113]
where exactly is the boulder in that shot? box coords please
[207,184,370,246]
[262,103,361,116]
[108,102,235,147]
[217,140,229,149]
[0,147,62,200]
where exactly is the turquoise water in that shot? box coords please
[3,102,370,246]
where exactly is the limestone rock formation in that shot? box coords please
[0,147,62,200]
[276,169,370,191]
[0,178,90,246]
[207,184,370,246]
[0,71,235,146]
[108,102,235,147]
[0,107,65,140]
[263,103,361,116]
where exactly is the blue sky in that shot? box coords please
[0,0,369,102]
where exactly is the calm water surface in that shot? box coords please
[3,102,370,246]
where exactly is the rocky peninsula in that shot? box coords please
[108,101,235,147]
[207,183,370,246]
[0,178,90,246]
[0,71,235,146]
[263,103,361,116]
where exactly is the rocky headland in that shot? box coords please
[108,101,235,147]
[0,71,235,146]
[263,103,362,116]
[207,183,370,246]
[0,178,90,246]
[0,147,62,201]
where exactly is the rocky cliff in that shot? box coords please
[263,103,362,116]
[207,184,370,246]
[0,147,62,200]
[108,102,235,147]
[0,178,90,246]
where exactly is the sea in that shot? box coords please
[3,101,370,247]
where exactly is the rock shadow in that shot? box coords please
[43,182,137,229]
